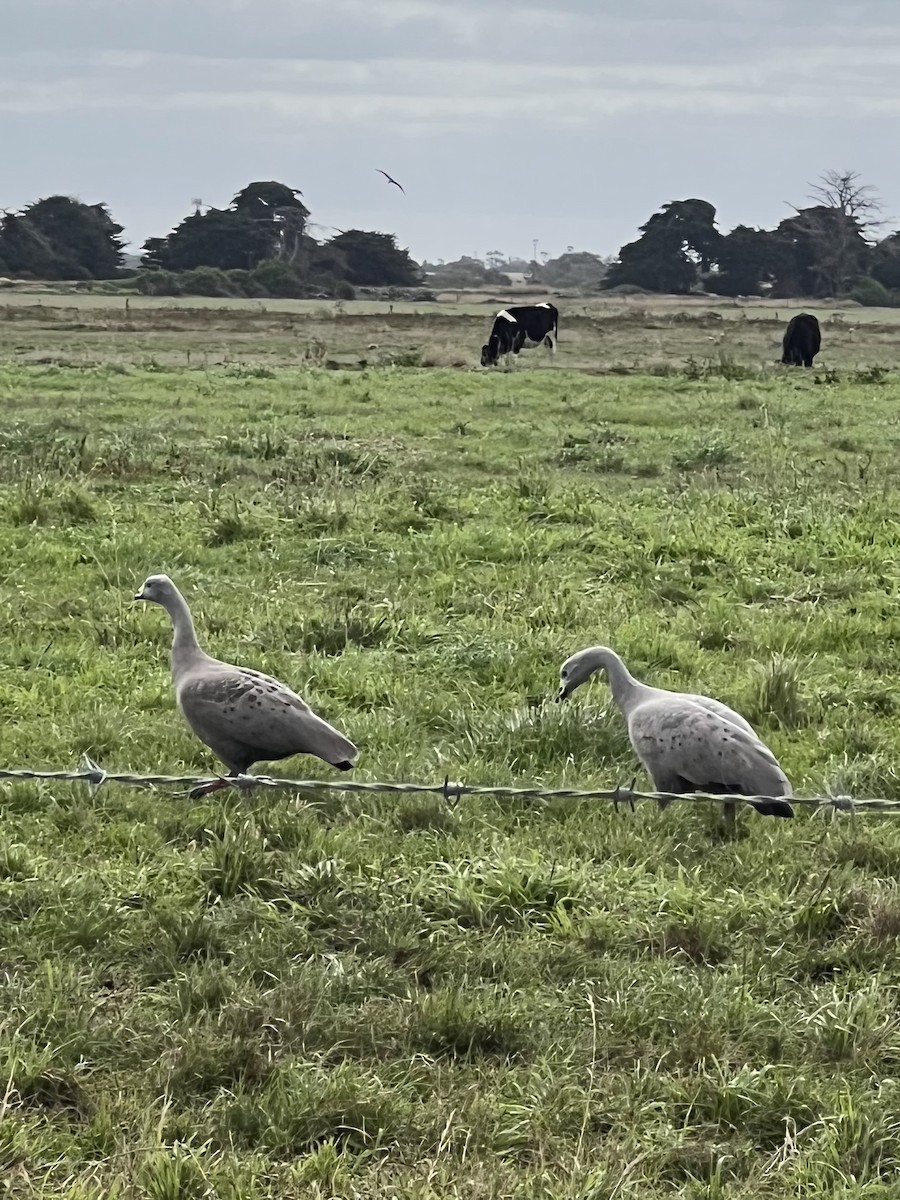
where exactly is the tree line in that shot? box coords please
[3,169,898,304]
[0,181,423,298]
[603,171,900,305]
[421,250,609,291]
[0,176,609,299]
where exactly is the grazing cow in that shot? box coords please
[781,312,821,367]
[480,302,558,367]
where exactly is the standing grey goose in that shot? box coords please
[134,574,358,795]
[556,646,793,819]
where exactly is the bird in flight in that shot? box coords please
[377,169,405,194]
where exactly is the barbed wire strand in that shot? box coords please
[0,755,885,814]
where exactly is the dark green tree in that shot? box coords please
[870,231,900,290]
[777,206,869,296]
[140,236,169,270]
[231,181,308,224]
[603,228,696,293]
[326,230,421,286]
[776,171,881,296]
[705,225,778,296]
[0,196,124,279]
[142,208,276,271]
[306,241,350,283]
[0,213,59,277]
[142,181,309,273]
[640,199,722,271]
[232,182,310,264]
[603,199,721,293]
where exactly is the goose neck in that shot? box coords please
[592,647,638,707]
[166,589,202,659]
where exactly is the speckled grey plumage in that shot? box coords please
[135,574,358,787]
[557,645,792,818]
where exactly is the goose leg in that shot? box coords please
[189,773,235,799]
[652,772,691,812]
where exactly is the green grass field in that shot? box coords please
[3,297,900,1197]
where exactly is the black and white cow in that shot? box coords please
[480,302,559,367]
[781,312,821,367]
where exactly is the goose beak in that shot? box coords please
[133,589,147,602]
[556,683,569,703]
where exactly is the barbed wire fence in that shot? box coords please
[0,755,891,816]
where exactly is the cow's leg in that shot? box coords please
[544,333,556,363]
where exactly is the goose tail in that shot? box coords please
[750,798,794,818]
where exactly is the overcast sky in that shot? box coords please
[4,0,900,264]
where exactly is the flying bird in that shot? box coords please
[377,169,405,194]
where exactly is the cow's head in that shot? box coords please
[480,339,499,367]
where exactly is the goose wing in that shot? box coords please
[176,662,357,770]
[627,695,792,815]
[682,692,759,738]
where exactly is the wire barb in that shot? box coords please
[79,753,107,791]
[612,776,637,813]
[441,776,464,806]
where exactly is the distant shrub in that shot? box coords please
[602,283,652,296]
[225,268,265,298]
[179,266,235,297]
[135,270,183,296]
[425,256,511,289]
[250,258,304,298]
[851,276,893,307]
[302,272,354,299]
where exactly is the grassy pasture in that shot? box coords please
[4,288,900,374]
[2,297,900,1195]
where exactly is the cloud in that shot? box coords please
[4,0,900,260]
[4,48,900,125]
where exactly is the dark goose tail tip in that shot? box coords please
[752,799,794,818]
[334,759,355,771]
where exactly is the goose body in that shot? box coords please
[557,646,793,819]
[135,574,358,792]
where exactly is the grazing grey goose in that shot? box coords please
[134,574,358,795]
[556,646,793,819]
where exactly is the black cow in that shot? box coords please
[480,302,558,367]
[781,312,821,367]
